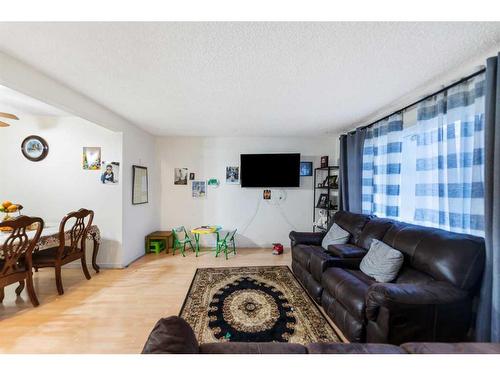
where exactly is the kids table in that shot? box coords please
[191,225,221,257]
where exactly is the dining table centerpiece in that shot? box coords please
[0,200,25,231]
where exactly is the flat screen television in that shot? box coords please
[240,153,300,188]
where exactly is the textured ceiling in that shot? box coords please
[0,22,499,136]
[0,85,68,116]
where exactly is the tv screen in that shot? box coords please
[240,153,300,188]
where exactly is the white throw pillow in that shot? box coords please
[321,223,350,249]
[360,239,404,282]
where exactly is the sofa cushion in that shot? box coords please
[382,222,485,291]
[332,211,372,244]
[142,316,199,354]
[307,343,406,354]
[360,239,404,282]
[200,342,307,354]
[322,268,375,320]
[356,218,395,250]
[395,266,434,284]
[327,244,367,258]
[321,223,350,249]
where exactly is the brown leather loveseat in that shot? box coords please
[289,211,485,344]
[142,316,500,354]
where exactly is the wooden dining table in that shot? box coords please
[0,224,102,273]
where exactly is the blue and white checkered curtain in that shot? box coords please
[362,113,404,218]
[413,74,485,236]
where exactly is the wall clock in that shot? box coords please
[21,135,49,162]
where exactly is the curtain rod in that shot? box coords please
[346,67,486,135]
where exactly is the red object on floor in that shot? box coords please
[272,243,283,255]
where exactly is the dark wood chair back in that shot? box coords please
[1,216,44,277]
[57,208,94,259]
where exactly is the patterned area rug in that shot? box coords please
[179,266,340,344]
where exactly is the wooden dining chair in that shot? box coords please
[32,208,94,295]
[0,215,44,307]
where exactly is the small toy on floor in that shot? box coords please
[272,243,283,255]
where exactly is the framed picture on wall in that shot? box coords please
[192,180,206,198]
[174,168,188,185]
[300,161,313,176]
[100,161,120,184]
[226,166,239,184]
[21,135,49,162]
[83,147,102,170]
[132,165,148,204]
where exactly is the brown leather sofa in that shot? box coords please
[142,316,500,354]
[289,211,485,344]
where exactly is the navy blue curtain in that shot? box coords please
[476,53,500,342]
[339,128,366,213]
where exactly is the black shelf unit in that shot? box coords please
[313,166,339,232]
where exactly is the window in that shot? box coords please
[362,73,485,236]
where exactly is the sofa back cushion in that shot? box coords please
[332,211,372,245]
[382,222,485,291]
[356,217,395,250]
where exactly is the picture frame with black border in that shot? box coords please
[132,165,148,205]
[316,193,329,208]
[320,155,329,168]
[300,161,313,176]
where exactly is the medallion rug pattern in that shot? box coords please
[179,266,340,344]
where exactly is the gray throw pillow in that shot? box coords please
[322,223,350,249]
[360,239,404,282]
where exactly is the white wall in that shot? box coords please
[121,126,161,266]
[347,43,500,133]
[0,115,123,267]
[0,51,161,267]
[157,136,337,248]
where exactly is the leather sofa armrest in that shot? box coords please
[365,282,469,321]
[289,231,325,247]
[327,244,367,258]
[142,316,200,354]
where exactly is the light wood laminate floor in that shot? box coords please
[0,248,297,353]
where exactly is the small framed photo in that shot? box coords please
[320,156,329,168]
[192,180,206,198]
[174,168,188,185]
[189,173,195,180]
[263,189,271,200]
[226,166,240,184]
[100,161,120,184]
[316,193,329,208]
[300,161,313,176]
[328,175,339,188]
[83,147,101,170]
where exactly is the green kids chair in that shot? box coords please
[172,226,195,257]
[216,229,237,260]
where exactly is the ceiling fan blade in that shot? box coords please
[0,120,11,127]
[0,112,19,120]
